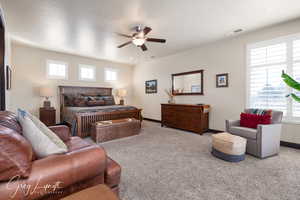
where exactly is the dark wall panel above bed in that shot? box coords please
[59,86,112,96]
[59,86,113,121]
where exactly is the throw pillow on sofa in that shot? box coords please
[0,125,33,181]
[240,113,271,129]
[17,109,67,158]
[247,109,272,116]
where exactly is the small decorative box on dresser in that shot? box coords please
[39,107,56,126]
[161,104,210,134]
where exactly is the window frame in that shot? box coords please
[78,64,96,81]
[104,68,118,82]
[246,33,300,123]
[46,59,68,80]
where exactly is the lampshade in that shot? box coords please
[39,87,54,97]
[118,89,127,97]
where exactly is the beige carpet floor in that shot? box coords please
[89,121,300,200]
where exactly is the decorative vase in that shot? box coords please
[168,97,175,104]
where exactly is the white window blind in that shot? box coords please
[247,34,300,122]
[292,40,300,118]
[250,43,286,66]
[293,40,300,61]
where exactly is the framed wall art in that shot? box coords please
[216,73,228,88]
[145,80,157,94]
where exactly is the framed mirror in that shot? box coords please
[172,70,204,95]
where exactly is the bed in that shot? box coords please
[59,86,142,138]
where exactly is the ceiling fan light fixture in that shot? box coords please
[117,26,166,51]
[132,38,146,46]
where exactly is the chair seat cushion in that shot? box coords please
[229,126,257,139]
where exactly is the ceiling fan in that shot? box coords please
[117,26,166,51]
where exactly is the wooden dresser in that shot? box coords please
[161,104,210,134]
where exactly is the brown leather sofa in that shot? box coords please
[0,111,121,200]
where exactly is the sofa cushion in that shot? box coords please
[0,125,33,181]
[229,126,257,140]
[0,146,106,200]
[0,111,22,134]
[18,109,68,158]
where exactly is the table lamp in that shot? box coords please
[40,87,54,108]
[118,89,127,105]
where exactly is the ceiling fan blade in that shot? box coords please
[147,38,166,43]
[140,44,148,51]
[143,27,152,35]
[117,41,132,48]
[116,33,132,38]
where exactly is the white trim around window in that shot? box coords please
[78,64,96,81]
[46,60,68,80]
[246,33,300,123]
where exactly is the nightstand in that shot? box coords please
[39,107,56,126]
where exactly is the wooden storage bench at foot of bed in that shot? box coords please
[90,118,141,143]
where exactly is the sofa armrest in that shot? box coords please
[225,120,240,132]
[257,123,282,138]
[0,145,107,200]
[257,124,282,158]
[49,125,71,142]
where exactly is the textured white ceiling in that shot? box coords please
[1,0,300,64]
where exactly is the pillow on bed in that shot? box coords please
[64,94,87,106]
[102,96,116,105]
[64,95,75,106]
[81,93,101,97]
[87,96,101,100]
[87,99,105,106]
[73,97,87,107]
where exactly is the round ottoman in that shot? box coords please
[212,132,246,162]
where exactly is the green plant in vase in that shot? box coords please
[282,70,300,102]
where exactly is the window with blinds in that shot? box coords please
[247,34,300,122]
[292,40,300,118]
